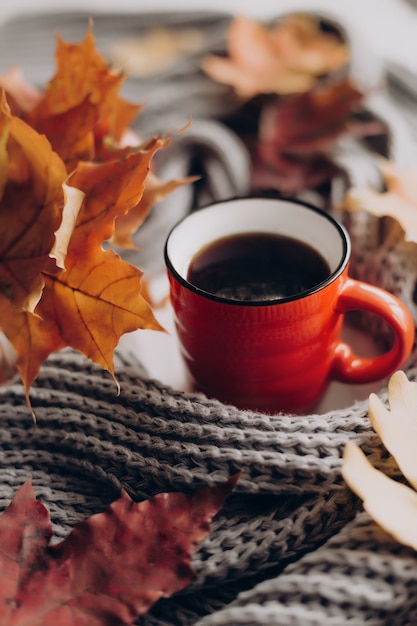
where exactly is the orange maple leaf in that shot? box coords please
[25,24,141,153]
[1,140,167,399]
[201,13,349,99]
[0,93,82,312]
[0,25,197,406]
[113,170,198,248]
[342,158,417,243]
[25,96,99,171]
[2,26,191,250]
[19,25,192,251]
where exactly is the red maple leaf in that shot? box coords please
[0,475,238,625]
[252,78,384,194]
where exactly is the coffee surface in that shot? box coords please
[187,232,330,301]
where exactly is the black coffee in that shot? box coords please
[187,232,330,301]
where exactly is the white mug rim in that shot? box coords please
[164,197,350,306]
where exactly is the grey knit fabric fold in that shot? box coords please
[1,341,416,624]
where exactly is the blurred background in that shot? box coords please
[0,0,416,72]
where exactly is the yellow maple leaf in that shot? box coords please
[343,370,417,551]
[1,141,166,397]
[201,13,349,98]
[0,24,196,409]
[0,94,83,312]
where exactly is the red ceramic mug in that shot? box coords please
[164,197,415,413]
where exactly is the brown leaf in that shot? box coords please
[0,295,64,408]
[201,14,349,98]
[24,96,99,171]
[260,79,364,153]
[0,475,238,625]
[67,142,165,246]
[0,26,196,405]
[341,159,417,242]
[0,94,77,312]
[253,79,366,193]
[0,331,18,385]
[24,25,142,161]
[49,184,85,271]
[0,92,10,198]
[113,171,198,248]
[2,145,167,395]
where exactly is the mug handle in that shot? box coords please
[331,278,415,383]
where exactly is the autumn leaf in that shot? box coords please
[25,97,99,172]
[259,79,364,153]
[113,170,198,248]
[16,25,192,252]
[201,13,349,99]
[341,158,417,243]
[0,475,238,625]
[342,371,417,551]
[0,93,9,197]
[0,331,17,385]
[0,296,64,405]
[50,183,85,271]
[67,141,167,247]
[0,25,198,403]
[0,94,83,312]
[25,25,141,152]
[107,120,196,249]
[252,78,382,193]
[109,27,204,77]
[0,66,41,113]
[1,142,168,396]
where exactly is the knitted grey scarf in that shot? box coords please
[1,8,417,626]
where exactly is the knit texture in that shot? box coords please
[1,8,417,625]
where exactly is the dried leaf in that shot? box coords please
[23,25,142,161]
[113,171,198,248]
[342,440,417,551]
[24,96,99,171]
[0,475,238,625]
[0,296,64,408]
[0,331,17,385]
[342,159,417,243]
[0,25,196,405]
[260,79,364,153]
[0,91,10,197]
[253,79,364,193]
[368,371,417,490]
[0,94,79,312]
[201,14,349,98]
[2,144,167,395]
[66,141,166,246]
[50,183,85,271]
[110,27,204,77]
[342,370,417,552]
[108,119,195,248]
